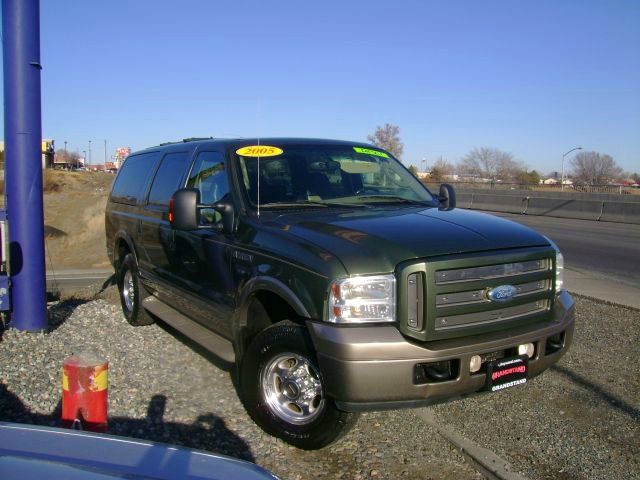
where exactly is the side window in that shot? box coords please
[147,151,191,208]
[111,152,161,205]
[187,151,229,224]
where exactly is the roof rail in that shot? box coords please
[157,137,213,147]
[182,137,213,143]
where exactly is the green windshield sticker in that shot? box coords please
[353,147,389,158]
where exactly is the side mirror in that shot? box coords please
[170,188,201,231]
[170,188,236,233]
[438,183,456,211]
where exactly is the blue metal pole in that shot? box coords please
[2,0,48,330]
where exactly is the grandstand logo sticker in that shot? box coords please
[486,355,528,392]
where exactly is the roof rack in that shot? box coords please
[182,137,213,143]
[157,137,213,147]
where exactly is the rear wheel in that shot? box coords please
[240,321,358,450]
[117,253,154,326]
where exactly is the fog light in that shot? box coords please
[469,355,482,373]
[517,343,535,358]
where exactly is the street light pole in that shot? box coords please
[88,140,92,165]
[561,146,582,192]
[82,150,86,168]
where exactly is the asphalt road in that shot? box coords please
[482,212,640,288]
[48,213,640,294]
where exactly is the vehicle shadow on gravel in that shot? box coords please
[47,299,91,333]
[552,365,640,420]
[0,385,254,462]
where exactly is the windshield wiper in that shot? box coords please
[260,201,328,208]
[355,195,431,205]
[260,200,369,209]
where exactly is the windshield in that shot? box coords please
[235,144,435,208]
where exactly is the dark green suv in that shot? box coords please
[105,138,574,449]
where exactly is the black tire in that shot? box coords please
[117,253,154,326]
[240,321,358,450]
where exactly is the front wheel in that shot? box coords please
[240,321,358,450]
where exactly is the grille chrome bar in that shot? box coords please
[435,300,550,331]
[436,279,550,307]
[435,259,549,285]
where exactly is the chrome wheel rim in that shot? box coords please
[122,270,135,312]
[261,352,325,425]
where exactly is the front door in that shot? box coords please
[168,150,235,338]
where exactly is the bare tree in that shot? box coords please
[367,124,403,159]
[570,151,623,185]
[55,149,81,168]
[408,165,418,176]
[429,157,455,181]
[458,147,522,180]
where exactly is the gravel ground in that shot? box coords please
[430,295,640,480]
[1,291,638,480]
[0,287,479,480]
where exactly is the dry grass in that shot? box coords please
[42,170,115,269]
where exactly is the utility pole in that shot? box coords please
[561,147,582,192]
[88,140,92,165]
[104,139,107,165]
[2,0,48,330]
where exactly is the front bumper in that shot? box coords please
[308,290,575,412]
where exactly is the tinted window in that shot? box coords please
[111,152,160,204]
[147,151,191,208]
[236,145,435,207]
[187,151,229,224]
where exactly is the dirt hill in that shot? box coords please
[12,170,116,270]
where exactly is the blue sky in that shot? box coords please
[2,0,639,174]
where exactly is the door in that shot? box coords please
[168,150,236,338]
[138,150,191,289]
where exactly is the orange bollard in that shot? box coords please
[61,353,108,432]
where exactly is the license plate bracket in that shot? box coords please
[486,355,528,392]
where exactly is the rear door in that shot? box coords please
[138,150,192,288]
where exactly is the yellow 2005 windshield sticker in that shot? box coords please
[236,146,283,157]
[353,147,389,158]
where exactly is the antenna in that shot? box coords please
[256,100,261,218]
[257,137,261,218]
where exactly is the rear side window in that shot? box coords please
[147,151,191,208]
[111,152,160,205]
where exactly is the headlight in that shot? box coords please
[544,236,564,293]
[328,274,396,323]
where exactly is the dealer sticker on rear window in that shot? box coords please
[236,146,283,157]
[353,146,389,158]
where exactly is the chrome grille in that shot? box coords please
[397,248,556,341]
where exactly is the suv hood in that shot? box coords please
[269,206,550,274]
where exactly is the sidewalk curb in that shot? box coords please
[415,409,529,480]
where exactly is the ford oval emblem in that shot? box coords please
[487,285,518,303]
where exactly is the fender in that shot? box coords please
[231,275,315,361]
[238,276,311,319]
[112,230,139,270]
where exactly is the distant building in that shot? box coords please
[543,178,559,185]
[114,147,131,168]
[1,139,55,168]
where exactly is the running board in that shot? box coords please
[142,296,236,363]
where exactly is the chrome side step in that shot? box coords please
[142,296,235,363]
